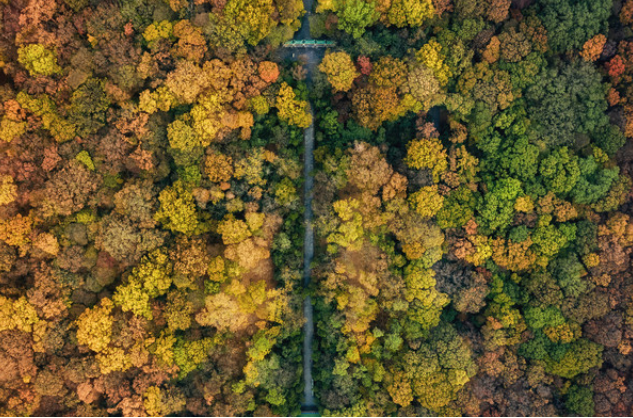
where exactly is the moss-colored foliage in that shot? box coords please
[75,151,95,171]
[409,185,444,219]
[154,181,200,236]
[223,0,276,46]
[476,177,523,234]
[69,78,110,137]
[17,44,62,76]
[566,385,595,417]
[143,386,186,416]
[536,0,611,53]
[276,83,312,128]
[143,20,173,43]
[113,279,153,319]
[405,137,448,182]
[545,339,603,379]
[0,117,26,143]
[319,51,360,92]
[334,0,379,39]
[415,40,452,86]
[173,337,217,378]
[388,324,476,411]
[217,215,252,245]
[388,0,434,28]
[436,186,475,229]
[16,92,76,142]
[167,119,200,151]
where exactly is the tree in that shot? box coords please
[457,62,515,116]
[190,92,232,145]
[164,290,194,331]
[196,292,251,332]
[345,142,392,194]
[223,0,276,45]
[319,51,360,92]
[154,180,200,236]
[131,249,173,297]
[580,34,607,62]
[498,27,532,63]
[405,137,448,183]
[36,161,100,219]
[258,61,280,83]
[476,177,523,234]
[415,40,452,86]
[112,279,153,319]
[16,92,76,142]
[143,386,186,416]
[491,237,536,272]
[568,156,620,205]
[544,338,603,378]
[167,119,201,152]
[566,385,595,416]
[486,0,511,23]
[69,78,111,137]
[531,222,575,261]
[113,180,158,229]
[205,151,234,183]
[434,261,489,313]
[139,87,177,114]
[394,215,445,264]
[17,44,62,76]
[95,215,142,263]
[436,186,476,229]
[407,65,442,108]
[539,147,580,195]
[405,270,449,330]
[386,0,435,28]
[142,20,173,43]
[394,323,477,411]
[535,0,611,53]
[335,0,379,38]
[0,117,26,143]
[172,20,207,62]
[526,60,610,147]
[0,296,40,333]
[369,56,407,88]
[217,215,252,245]
[276,83,312,128]
[351,84,409,130]
[409,185,444,219]
[75,299,115,353]
[173,337,217,379]
[165,61,209,104]
[0,176,17,206]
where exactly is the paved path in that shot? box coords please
[302,104,316,409]
[291,0,318,411]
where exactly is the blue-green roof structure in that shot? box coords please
[283,40,336,47]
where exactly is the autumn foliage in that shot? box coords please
[0,0,307,415]
[310,0,633,416]
[2,0,633,416]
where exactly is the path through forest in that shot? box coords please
[294,0,318,411]
[302,107,316,410]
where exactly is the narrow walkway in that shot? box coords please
[292,0,318,412]
[302,106,316,410]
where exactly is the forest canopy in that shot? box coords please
[1,0,633,416]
